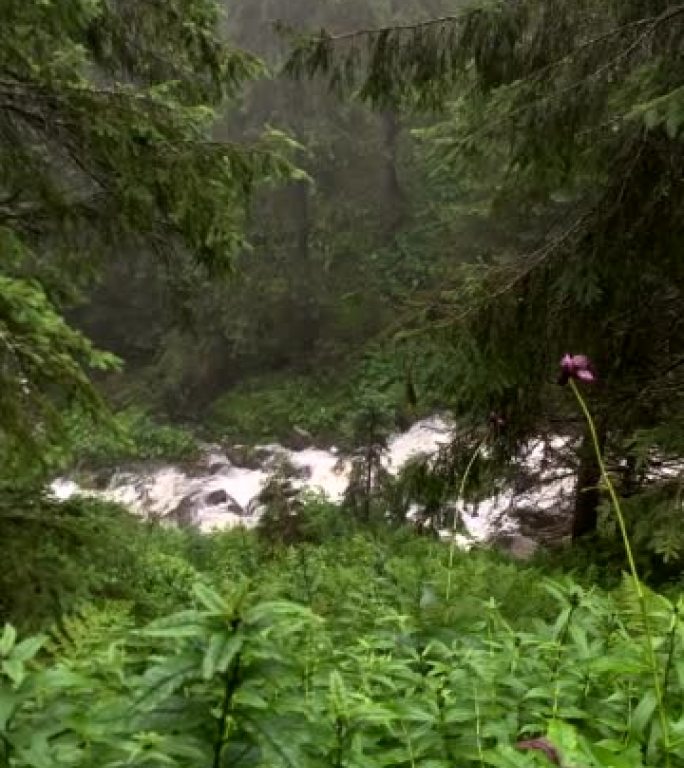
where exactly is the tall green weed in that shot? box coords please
[2,527,681,767]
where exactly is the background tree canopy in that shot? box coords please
[66,0,466,417]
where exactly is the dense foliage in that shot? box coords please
[0,2,682,767]
[1,519,683,768]
[0,0,297,467]
[286,0,684,539]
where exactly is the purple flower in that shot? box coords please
[516,738,561,765]
[558,353,596,385]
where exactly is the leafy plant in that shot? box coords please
[52,407,200,470]
[567,368,672,761]
[0,547,682,768]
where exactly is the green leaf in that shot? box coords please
[547,720,578,754]
[193,583,229,614]
[0,688,18,731]
[244,600,313,626]
[142,623,204,638]
[10,635,46,663]
[0,626,16,657]
[588,742,644,768]
[442,705,477,724]
[202,633,242,680]
[142,610,204,638]
[552,607,572,639]
[1,659,25,686]
[234,686,268,710]
[631,690,657,738]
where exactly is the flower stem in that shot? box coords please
[569,380,670,763]
[446,437,485,601]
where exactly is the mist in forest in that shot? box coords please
[72,1,481,417]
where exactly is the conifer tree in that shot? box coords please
[286,0,684,537]
[0,0,295,463]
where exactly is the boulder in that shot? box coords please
[283,427,313,450]
[492,534,540,561]
[208,462,231,475]
[511,504,573,544]
[89,468,114,490]
[204,488,228,506]
[269,456,311,481]
[169,493,200,527]
[222,445,264,470]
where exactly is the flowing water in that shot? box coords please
[51,416,577,547]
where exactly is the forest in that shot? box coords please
[0,0,683,766]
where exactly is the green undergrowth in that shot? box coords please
[204,340,450,446]
[206,371,435,448]
[47,406,200,472]
[1,500,683,767]
[206,374,354,445]
[0,493,200,631]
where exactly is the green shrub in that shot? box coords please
[207,374,351,444]
[0,489,200,630]
[1,568,681,767]
[51,406,200,469]
[205,343,444,446]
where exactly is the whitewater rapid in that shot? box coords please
[51,416,577,546]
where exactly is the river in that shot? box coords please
[51,416,577,551]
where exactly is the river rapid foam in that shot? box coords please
[51,416,578,550]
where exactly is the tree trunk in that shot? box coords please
[292,177,310,264]
[380,110,405,237]
[291,169,321,353]
[363,414,377,523]
[571,427,607,539]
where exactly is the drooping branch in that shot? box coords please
[282,2,684,109]
[0,72,299,273]
[286,3,684,56]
